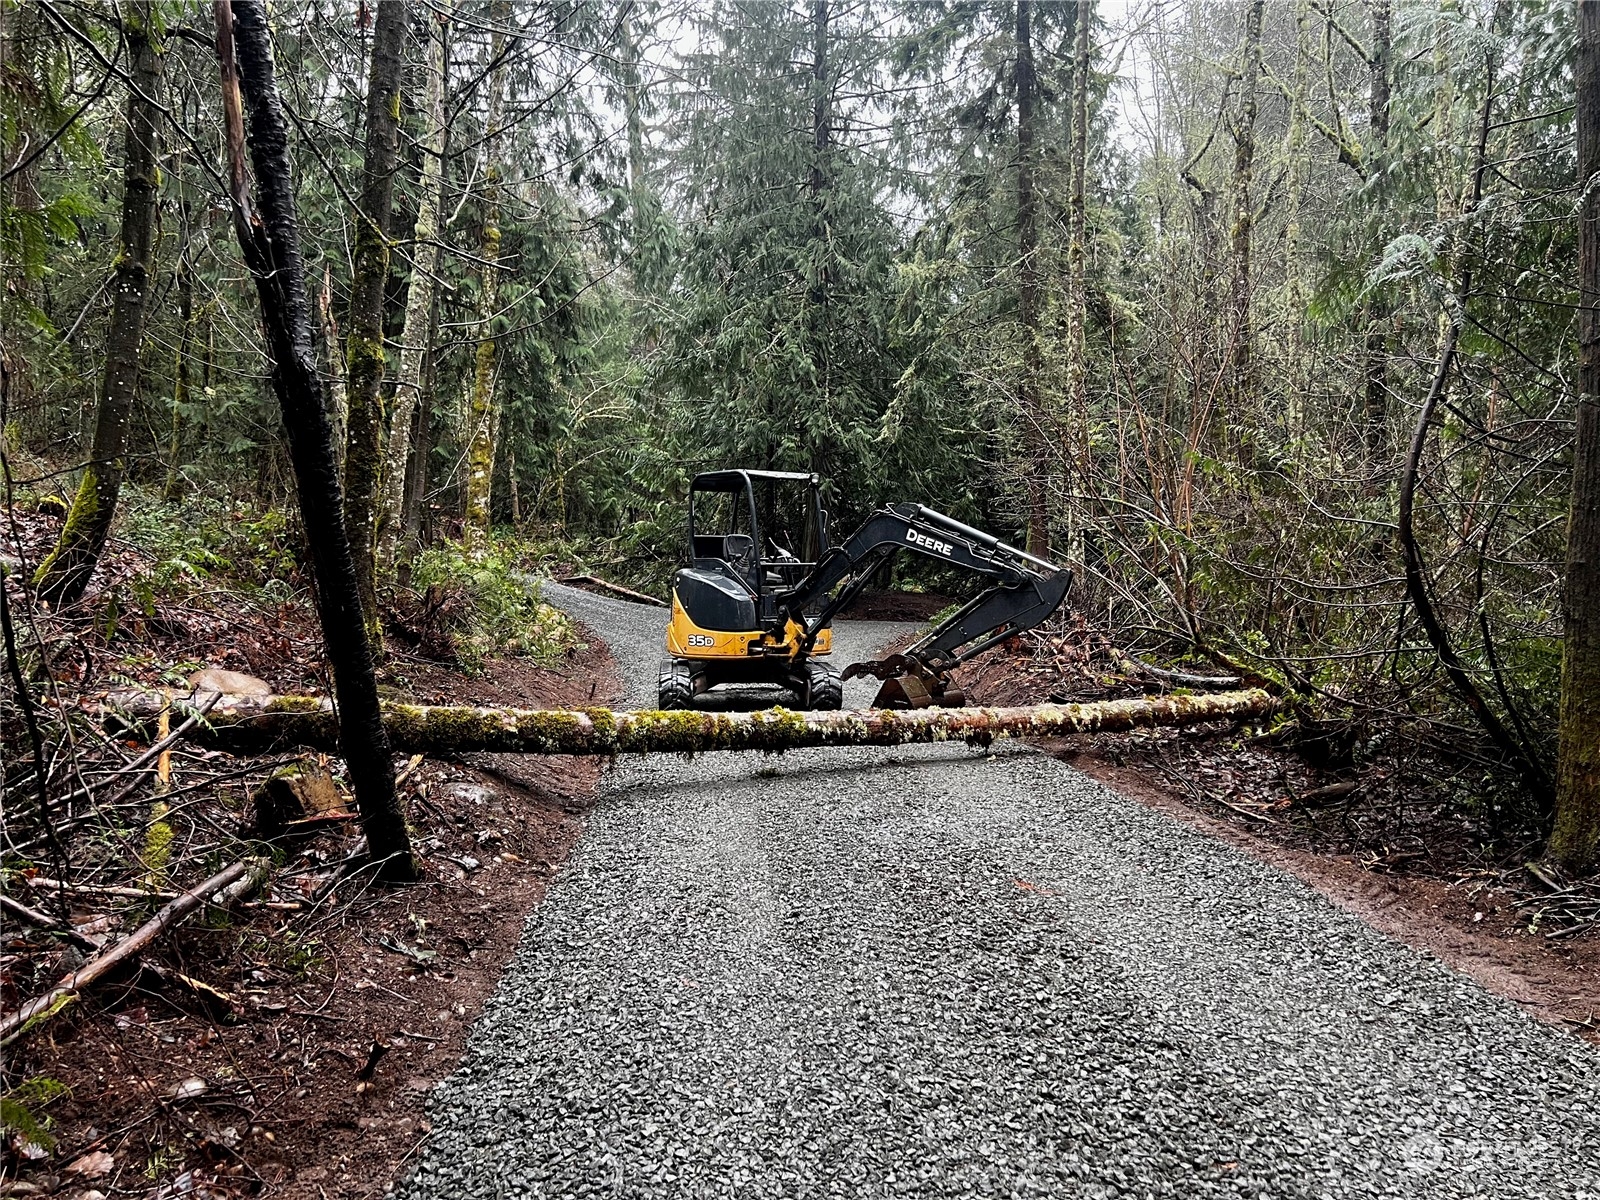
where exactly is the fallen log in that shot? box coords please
[103,687,1285,757]
[1107,649,1243,690]
[557,574,666,607]
[0,859,269,1046]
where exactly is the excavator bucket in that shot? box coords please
[847,656,966,710]
[872,672,931,709]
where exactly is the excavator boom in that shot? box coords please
[775,503,1072,708]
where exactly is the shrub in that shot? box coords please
[405,536,576,667]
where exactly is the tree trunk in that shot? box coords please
[402,292,440,552]
[33,4,161,606]
[317,266,348,477]
[214,0,416,880]
[106,687,1285,757]
[622,4,650,273]
[1552,0,1600,876]
[1065,0,1089,561]
[1395,4,1547,804]
[377,0,450,573]
[1280,0,1310,436]
[463,3,509,541]
[1363,0,1393,466]
[807,0,833,480]
[1226,0,1264,415]
[1016,0,1047,560]
[343,0,409,633]
[162,240,194,502]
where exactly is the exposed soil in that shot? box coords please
[953,635,1600,1047]
[838,588,954,622]
[0,505,623,1198]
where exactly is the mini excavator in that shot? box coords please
[660,469,1072,710]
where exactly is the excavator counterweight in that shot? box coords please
[660,470,1071,710]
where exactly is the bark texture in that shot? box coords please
[1552,0,1600,875]
[377,0,450,572]
[1226,0,1264,411]
[1363,0,1393,465]
[1016,0,1047,560]
[162,241,194,502]
[463,3,508,540]
[807,0,832,480]
[1064,0,1088,559]
[215,0,416,879]
[343,0,409,632]
[105,688,1285,757]
[33,5,161,605]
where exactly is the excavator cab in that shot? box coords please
[660,469,1073,712]
[661,471,842,710]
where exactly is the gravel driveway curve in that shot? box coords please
[400,584,1600,1199]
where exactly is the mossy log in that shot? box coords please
[104,688,1285,757]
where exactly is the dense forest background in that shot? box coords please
[2,0,1595,861]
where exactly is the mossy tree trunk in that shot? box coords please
[1064,0,1088,561]
[33,3,161,606]
[1279,0,1310,436]
[1226,0,1264,417]
[342,0,409,635]
[1552,0,1600,877]
[463,3,508,542]
[377,0,450,573]
[215,0,416,880]
[107,688,1285,758]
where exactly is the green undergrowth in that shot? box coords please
[120,488,300,601]
[18,481,576,674]
[408,534,577,668]
[0,1077,70,1156]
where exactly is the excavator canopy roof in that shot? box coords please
[691,469,818,492]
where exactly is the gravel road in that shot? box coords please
[401,583,1600,1199]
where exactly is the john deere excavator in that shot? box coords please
[660,469,1071,710]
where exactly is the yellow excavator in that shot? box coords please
[661,469,1072,710]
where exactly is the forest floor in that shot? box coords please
[0,500,621,1197]
[951,629,1600,1046]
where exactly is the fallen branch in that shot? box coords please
[0,858,269,1046]
[0,894,99,951]
[24,877,179,902]
[557,574,666,607]
[1107,649,1242,690]
[47,690,223,817]
[105,688,1286,757]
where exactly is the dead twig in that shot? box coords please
[0,893,100,950]
[1,858,270,1045]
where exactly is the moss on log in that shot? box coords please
[105,688,1284,757]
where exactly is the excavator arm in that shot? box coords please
[773,503,1072,707]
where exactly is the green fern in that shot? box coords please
[0,1076,71,1153]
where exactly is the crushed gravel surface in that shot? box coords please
[401,585,1600,1199]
